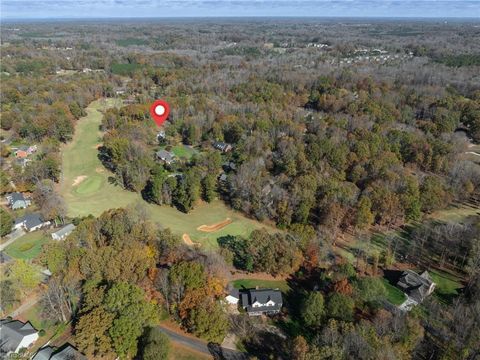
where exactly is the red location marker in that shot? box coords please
[150,99,170,127]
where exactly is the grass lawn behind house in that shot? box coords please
[382,279,407,305]
[5,231,50,260]
[232,279,290,293]
[429,269,463,304]
[159,144,198,160]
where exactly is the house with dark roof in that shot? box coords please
[240,288,283,316]
[0,251,13,265]
[51,224,75,241]
[213,141,232,153]
[14,213,50,232]
[0,319,39,355]
[225,288,240,305]
[33,343,86,360]
[6,192,31,210]
[156,149,175,165]
[396,270,436,304]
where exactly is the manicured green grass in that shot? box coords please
[382,279,407,305]
[75,174,103,194]
[60,99,270,248]
[5,231,50,260]
[429,269,463,304]
[160,145,198,160]
[232,279,290,293]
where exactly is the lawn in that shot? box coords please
[428,204,479,223]
[59,99,270,248]
[169,343,212,360]
[160,144,198,160]
[232,279,290,293]
[429,269,463,304]
[5,231,50,260]
[19,303,68,354]
[381,278,407,305]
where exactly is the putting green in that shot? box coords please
[59,98,272,247]
[75,175,103,195]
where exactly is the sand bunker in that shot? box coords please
[197,218,232,232]
[72,175,87,186]
[182,233,200,247]
[95,167,105,173]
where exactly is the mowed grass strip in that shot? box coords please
[60,99,271,248]
[232,279,290,293]
[5,231,50,260]
[381,278,407,305]
[429,269,463,304]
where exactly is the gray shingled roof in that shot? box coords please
[33,344,86,360]
[0,251,12,264]
[51,345,87,360]
[0,320,38,353]
[242,289,283,313]
[156,150,175,162]
[397,270,434,303]
[33,346,55,360]
[15,213,44,230]
[9,192,25,203]
[52,224,75,239]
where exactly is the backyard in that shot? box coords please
[381,278,407,305]
[232,279,290,293]
[5,231,50,260]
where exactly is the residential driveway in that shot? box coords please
[158,326,210,354]
[8,294,39,318]
[158,325,247,359]
[0,228,25,251]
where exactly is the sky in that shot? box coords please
[1,0,479,19]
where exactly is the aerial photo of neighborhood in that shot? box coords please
[0,0,479,359]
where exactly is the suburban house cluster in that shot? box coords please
[226,287,283,316]
[0,318,85,359]
[5,192,76,238]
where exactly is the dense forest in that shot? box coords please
[1,19,479,360]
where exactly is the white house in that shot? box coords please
[14,213,50,232]
[240,288,283,316]
[0,319,39,355]
[6,192,31,210]
[225,288,240,305]
[51,224,76,241]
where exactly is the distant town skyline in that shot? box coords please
[2,0,479,19]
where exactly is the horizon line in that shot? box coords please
[2,15,480,21]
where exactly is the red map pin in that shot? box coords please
[150,99,170,127]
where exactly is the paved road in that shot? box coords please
[159,326,210,354]
[158,326,246,359]
[0,228,26,251]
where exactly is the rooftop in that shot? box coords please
[0,319,38,353]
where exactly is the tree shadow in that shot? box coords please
[383,269,403,286]
[208,343,248,360]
